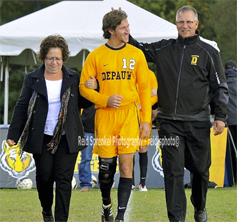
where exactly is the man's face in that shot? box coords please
[176,11,199,39]
[113,18,130,43]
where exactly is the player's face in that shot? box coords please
[176,11,199,39]
[114,18,130,43]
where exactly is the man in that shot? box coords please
[224,60,237,184]
[128,5,228,222]
[79,10,151,222]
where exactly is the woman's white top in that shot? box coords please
[44,79,62,135]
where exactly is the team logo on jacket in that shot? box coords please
[191,55,199,65]
[0,141,35,178]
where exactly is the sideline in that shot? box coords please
[124,189,134,221]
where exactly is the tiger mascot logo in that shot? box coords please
[0,140,35,178]
[151,141,164,177]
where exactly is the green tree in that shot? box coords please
[207,0,237,62]
[0,0,236,124]
[0,1,60,124]
[128,0,176,21]
[166,0,223,54]
[128,0,237,64]
[129,0,216,27]
[0,1,60,25]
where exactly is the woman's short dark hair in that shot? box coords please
[102,10,128,39]
[37,34,70,62]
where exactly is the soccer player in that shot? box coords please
[79,10,151,222]
[133,69,158,191]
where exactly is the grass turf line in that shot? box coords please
[0,187,236,222]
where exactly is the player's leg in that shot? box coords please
[132,155,136,190]
[115,153,134,221]
[99,156,117,222]
[138,117,152,191]
[138,145,148,191]
[115,104,140,221]
[93,108,118,222]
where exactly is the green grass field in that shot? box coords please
[0,186,237,222]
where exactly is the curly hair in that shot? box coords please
[102,10,128,39]
[37,34,70,62]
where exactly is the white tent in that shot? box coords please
[0,0,178,124]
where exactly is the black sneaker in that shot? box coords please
[194,208,207,222]
[115,219,124,222]
[42,211,54,222]
[101,203,113,222]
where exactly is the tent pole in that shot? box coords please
[4,57,9,125]
[32,50,37,64]
[0,57,4,82]
[82,49,85,67]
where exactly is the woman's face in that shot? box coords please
[44,47,63,74]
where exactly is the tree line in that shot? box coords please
[0,0,236,124]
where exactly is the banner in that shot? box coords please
[1,126,227,188]
[209,127,228,187]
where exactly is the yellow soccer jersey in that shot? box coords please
[137,69,158,107]
[149,69,158,106]
[80,43,151,123]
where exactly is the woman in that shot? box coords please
[6,35,92,222]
